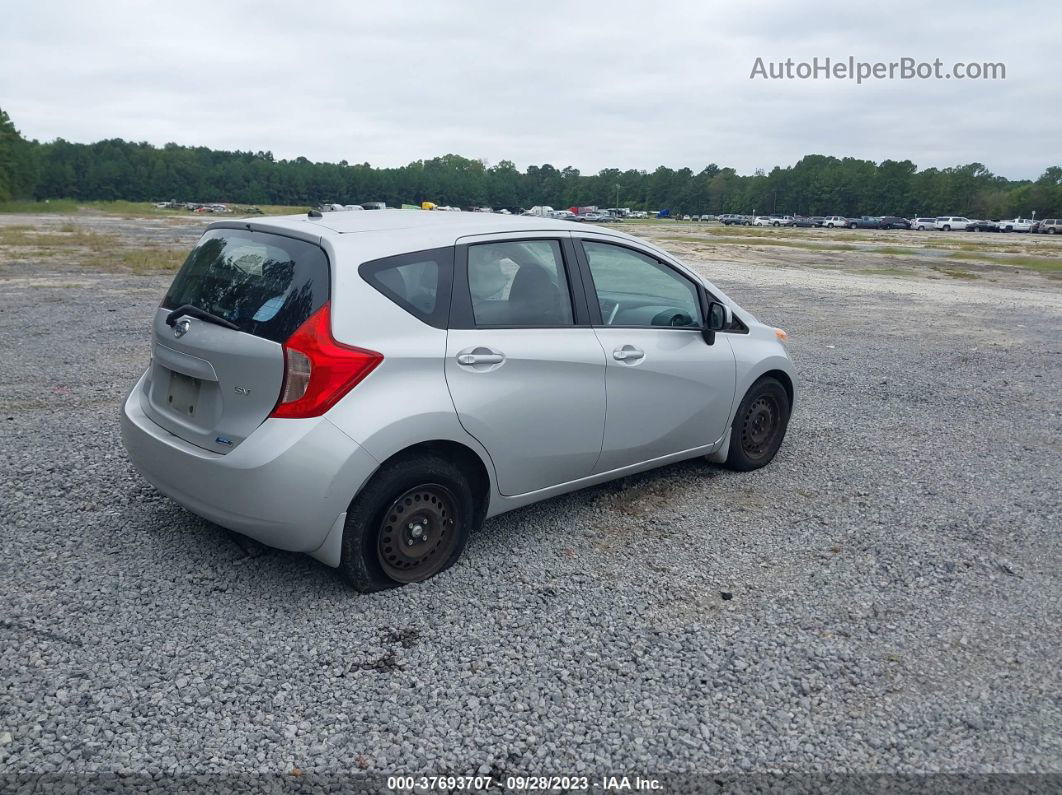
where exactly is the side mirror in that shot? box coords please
[702,301,731,345]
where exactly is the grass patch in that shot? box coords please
[82,247,187,274]
[0,223,186,273]
[868,246,916,256]
[0,225,38,245]
[0,225,116,248]
[862,267,915,277]
[933,266,979,280]
[656,234,858,253]
[948,251,1062,272]
[0,199,81,214]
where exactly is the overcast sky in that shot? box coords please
[2,1,1058,180]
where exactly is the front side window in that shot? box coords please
[582,241,701,328]
[466,240,574,327]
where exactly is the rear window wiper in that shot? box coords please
[165,304,240,332]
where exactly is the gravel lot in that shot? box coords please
[1,215,1060,785]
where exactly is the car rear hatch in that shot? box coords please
[140,227,330,454]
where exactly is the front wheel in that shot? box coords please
[724,377,791,471]
[340,454,476,591]
[848,223,858,229]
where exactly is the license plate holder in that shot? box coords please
[167,371,202,417]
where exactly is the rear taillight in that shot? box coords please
[270,302,382,419]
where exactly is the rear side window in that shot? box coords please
[466,240,574,327]
[162,229,328,344]
[360,246,454,329]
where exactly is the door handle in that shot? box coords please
[612,346,644,362]
[457,349,505,366]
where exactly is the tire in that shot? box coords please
[724,377,791,472]
[340,453,477,592]
[1049,228,1057,235]
[848,223,858,229]
[942,225,951,231]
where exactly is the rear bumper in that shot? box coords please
[120,375,379,563]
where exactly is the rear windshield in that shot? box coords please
[162,229,329,343]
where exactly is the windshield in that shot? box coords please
[162,229,329,344]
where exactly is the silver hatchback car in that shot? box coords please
[121,210,796,591]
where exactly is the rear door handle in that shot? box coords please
[612,346,644,362]
[457,348,505,366]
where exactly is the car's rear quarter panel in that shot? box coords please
[322,230,501,496]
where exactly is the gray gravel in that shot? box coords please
[1,217,1061,781]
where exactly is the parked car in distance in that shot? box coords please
[998,218,1037,232]
[787,217,817,228]
[720,214,751,226]
[822,216,848,228]
[846,216,883,229]
[935,216,972,231]
[911,217,938,231]
[769,215,794,227]
[120,210,796,591]
[966,220,1000,232]
[1036,218,1060,234]
[752,216,774,227]
[808,217,825,227]
[877,216,911,230]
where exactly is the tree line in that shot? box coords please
[2,108,1060,218]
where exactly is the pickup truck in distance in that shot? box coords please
[999,218,1036,232]
[846,216,883,229]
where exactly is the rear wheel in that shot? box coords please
[848,222,858,229]
[340,454,476,591]
[724,377,791,471]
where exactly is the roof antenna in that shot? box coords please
[308,208,323,218]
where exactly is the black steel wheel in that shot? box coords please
[724,377,791,471]
[740,394,782,460]
[340,453,477,592]
[376,484,459,583]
